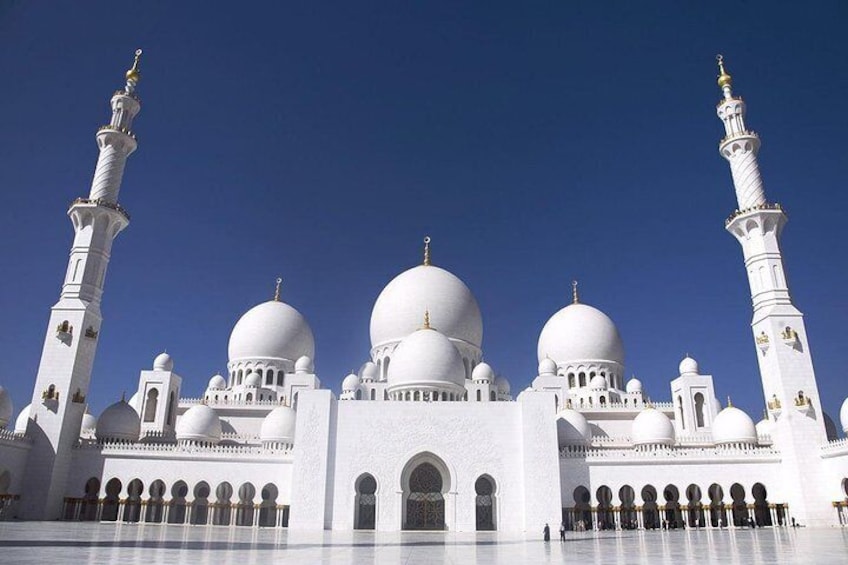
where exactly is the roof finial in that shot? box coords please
[125,49,142,92]
[716,54,732,94]
[121,391,126,402]
[274,277,283,301]
[727,395,733,407]
[423,309,431,329]
[423,236,431,266]
[572,280,579,304]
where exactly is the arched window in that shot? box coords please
[414,391,420,401]
[246,393,253,402]
[355,389,362,400]
[276,370,284,387]
[694,393,705,427]
[143,388,159,423]
[166,391,176,426]
[677,395,685,430]
[355,474,377,530]
[579,372,586,387]
[370,389,376,400]
[265,370,273,386]
[476,390,482,402]
[475,476,496,530]
[490,390,496,401]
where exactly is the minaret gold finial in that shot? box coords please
[121,391,126,402]
[727,395,733,407]
[274,277,283,301]
[126,49,143,83]
[716,54,732,89]
[572,280,579,304]
[423,309,431,329]
[423,236,431,266]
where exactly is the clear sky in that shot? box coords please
[1,2,847,428]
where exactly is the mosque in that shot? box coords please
[1,51,848,532]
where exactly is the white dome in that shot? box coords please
[80,410,97,437]
[228,300,315,363]
[840,397,848,434]
[712,406,757,445]
[387,328,465,390]
[207,374,227,390]
[244,372,262,388]
[153,352,174,371]
[96,400,140,442]
[175,404,222,444]
[472,362,494,383]
[537,303,624,365]
[295,355,314,374]
[589,375,607,390]
[679,356,699,375]
[625,378,643,394]
[755,416,773,439]
[632,408,675,446]
[0,385,12,428]
[14,403,30,434]
[370,265,482,350]
[495,375,511,395]
[360,361,379,382]
[260,406,297,444]
[538,358,557,376]
[556,408,591,447]
[342,372,360,392]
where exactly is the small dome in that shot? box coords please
[712,406,757,445]
[387,328,465,391]
[153,352,174,371]
[556,408,591,447]
[370,265,483,350]
[625,378,643,394]
[175,404,222,444]
[207,374,227,390]
[755,416,773,439]
[96,400,140,442]
[360,361,379,382]
[589,375,607,390]
[14,403,31,434]
[0,385,12,428]
[538,358,557,376]
[632,408,675,447]
[538,303,624,366]
[342,372,360,392]
[679,356,699,376]
[80,410,97,437]
[472,362,494,383]
[840,397,848,434]
[495,375,511,395]
[244,372,262,388]
[260,405,297,444]
[295,355,314,374]
[228,300,315,364]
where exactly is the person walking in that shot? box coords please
[543,523,550,541]
[559,522,566,541]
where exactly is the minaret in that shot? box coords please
[717,55,830,525]
[19,51,143,520]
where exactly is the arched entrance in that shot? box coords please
[354,474,377,530]
[403,462,446,530]
[752,483,772,526]
[475,475,496,531]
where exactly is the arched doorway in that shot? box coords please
[663,484,682,528]
[752,483,772,526]
[573,486,592,530]
[258,484,278,527]
[355,474,377,530]
[125,479,144,522]
[730,483,748,526]
[102,478,122,521]
[708,483,726,527]
[168,481,188,524]
[475,475,496,531]
[146,480,166,523]
[191,482,211,525]
[686,484,705,527]
[403,462,445,530]
[619,485,637,530]
[596,486,613,530]
[641,485,659,529]
[213,482,233,526]
[81,477,100,521]
[236,483,256,526]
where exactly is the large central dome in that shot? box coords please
[537,302,624,365]
[370,265,482,349]
[228,300,315,363]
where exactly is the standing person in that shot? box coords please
[559,522,566,541]
[543,523,550,542]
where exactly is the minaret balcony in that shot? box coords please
[97,124,136,140]
[69,197,131,221]
[725,202,784,227]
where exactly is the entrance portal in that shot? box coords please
[404,462,445,530]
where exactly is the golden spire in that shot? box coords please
[126,49,143,83]
[571,280,579,304]
[274,277,283,301]
[716,54,732,89]
[423,309,431,329]
[121,391,126,402]
[423,236,431,266]
[727,395,733,407]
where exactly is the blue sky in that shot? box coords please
[1,1,847,427]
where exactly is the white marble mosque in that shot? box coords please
[1,52,848,534]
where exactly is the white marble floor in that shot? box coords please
[0,523,847,564]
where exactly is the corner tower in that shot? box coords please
[19,51,143,520]
[716,55,829,524]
